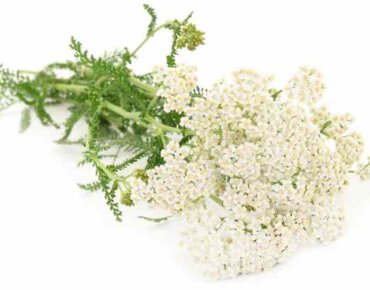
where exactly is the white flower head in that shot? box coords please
[153,64,197,113]
[133,66,368,279]
[285,67,325,104]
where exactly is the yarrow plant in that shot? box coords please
[1,4,369,280]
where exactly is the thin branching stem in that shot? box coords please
[130,23,168,58]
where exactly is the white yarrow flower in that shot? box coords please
[130,66,369,279]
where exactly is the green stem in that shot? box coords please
[53,83,87,93]
[102,101,142,122]
[89,155,121,182]
[95,76,108,86]
[146,95,159,113]
[144,115,183,134]
[42,80,191,136]
[20,71,157,98]
[48,81,187,135]
[209,194,224,207]
[130,23,168,58]
[102,101,188,135]
[130,77,157,97]
[89,154,133,201]
[17,70,39,75]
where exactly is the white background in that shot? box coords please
[1,0,370,289]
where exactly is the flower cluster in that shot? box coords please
[130,141,219,213]
[311,106,353,138]
[130,65,369,279]
[357,157,370,181]
[285,66,325,104]
[152,64,197,113]
[180,206,297,279]
[175,23,206,51]
[179,200,345,279]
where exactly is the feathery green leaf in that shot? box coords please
[19,107,32,133]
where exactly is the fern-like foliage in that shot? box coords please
[0,4,205,221]
[57,106,87,142]
[93,160,123,221]
[144,4,157,36]
[0,65,24,110]
[189,86,207,99]
[78,181,102,192]
[0,66,60,127]
[107,152,146,172]
[70,37,95,66]
[165,20,182,67]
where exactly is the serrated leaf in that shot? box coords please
[19,107,31,133]
[143,4,157,36]
[108,152,146,172]
[57,106,87,142]
[138,215,172,223]
[78,182,102,192]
